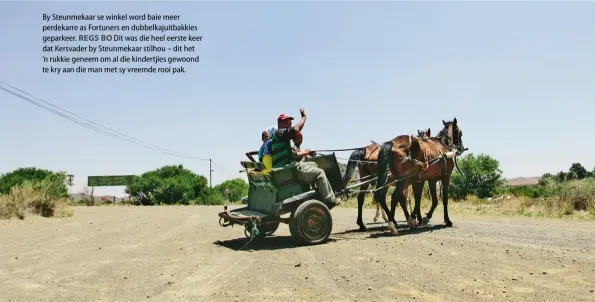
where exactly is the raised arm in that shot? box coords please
[293,108,307,132]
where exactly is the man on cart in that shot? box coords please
[270,108,341,206]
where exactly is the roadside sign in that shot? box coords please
[88,175,135,187]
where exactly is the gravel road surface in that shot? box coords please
[1,206,594,301]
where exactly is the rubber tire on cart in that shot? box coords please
[289,199,333,245]
[262,221,280,236]
[244,221,279,239]
[244,223,264,240]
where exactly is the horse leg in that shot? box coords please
[356,185,368,231]
[399,185,416,228]
[376,187,398,235]
[412,181,425,226]
[407,189,416,223]
[441,176,453,227]
[373,201,380,222]
[389,189,398,223]
[423,180,439,225]
[381,203,389,222]
[374,194,389,223]
[374,197,388,223]
[383,185,399,236]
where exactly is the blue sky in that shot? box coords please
[1,1,594,196]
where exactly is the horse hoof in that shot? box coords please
[373,217,378,223]
[422,217,430,225]
[387,222,399,236]
[445,221,453,227]
[358,225,367,232]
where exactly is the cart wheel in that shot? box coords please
[262,222,280,236]
[289,199,332,245]
[244,223,267,239]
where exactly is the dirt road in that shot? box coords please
[1,206,594,301]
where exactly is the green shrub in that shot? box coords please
[0,176,72,219]
[558,179,595,212]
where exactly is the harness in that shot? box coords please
[372,136,466,193]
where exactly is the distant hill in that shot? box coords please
[506,177,541,186]
[70,193,129,203]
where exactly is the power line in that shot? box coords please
[211,160,234,180]
[0,81,210,161]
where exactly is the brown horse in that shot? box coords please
[372,119,463,235]
[409,118,465,227]
[372,129,431,223]
[342,128,431,231]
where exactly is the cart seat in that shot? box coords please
[269,164,301,188]
[241,161,266,171]
[241,161,272,185]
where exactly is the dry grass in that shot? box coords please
[0,181,73,220]
[340,180,595,221]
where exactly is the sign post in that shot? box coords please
[88,175,135,187]
[67,174,74,199]
[87,175,135,205]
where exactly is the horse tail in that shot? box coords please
[342,148,366,185]
[373,141,394,202]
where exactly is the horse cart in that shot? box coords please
[217,153,375,246]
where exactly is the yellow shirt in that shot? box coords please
[262,154,272,175]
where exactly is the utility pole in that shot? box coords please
[67,174,74,199]
[209,159,214,187]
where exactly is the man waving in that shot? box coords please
[270,108,339,206]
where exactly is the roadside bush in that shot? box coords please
[0,182,37,219]
[502,179,594,215]
[449,153,505,200]
[558,178,595,214]
[478,179,595,218]
[127,164,224,205]
[214,178,248,203]
[0,174,73,219]
[192,186,224,205]
[0,167,68,196]
[74,199,88,206]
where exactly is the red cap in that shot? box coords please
[277,113,294,121]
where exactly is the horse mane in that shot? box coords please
[436,121,454,148]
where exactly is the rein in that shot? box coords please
[310,133,469,191]
[312,146,369,153]
[453,147,469,182]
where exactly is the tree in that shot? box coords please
[568,163,587,180]
[556,171,568,182]
[77,186,93,205]
[538,173,555,186]
[0,167,69,197]
[125,164,222,205]
[0,171,71,218]
[449,153,505,200]
[214,178,248,202]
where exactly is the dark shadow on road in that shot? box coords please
[369,224,448,238]
[215,222,449,251]
[334,221,449,238]
[213,236,340,252]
